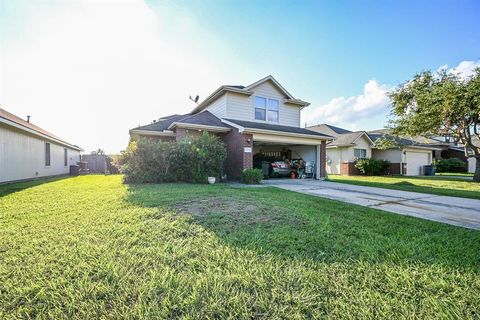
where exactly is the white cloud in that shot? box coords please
[447,60,480,79]
[302,80,391,130]
[304,60,480,131]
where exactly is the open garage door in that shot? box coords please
[405,151,430,176]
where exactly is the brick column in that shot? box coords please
[319,141,326,178]
[222,129,253,180]
[242,133,253,170]
[176,128,186,141]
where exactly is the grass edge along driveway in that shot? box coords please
[0,175,479,319]
[327,174,480,200]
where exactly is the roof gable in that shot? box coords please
[245,75,294,99]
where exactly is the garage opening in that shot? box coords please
[253,142,317,179]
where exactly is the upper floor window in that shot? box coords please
[354,148,367,159]
[255,96,279,122]
[45,143,51,166]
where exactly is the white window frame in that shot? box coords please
[354,148,367,159]
[254,96,279,123]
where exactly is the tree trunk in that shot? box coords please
[474,156,480,182]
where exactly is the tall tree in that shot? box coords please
[388,67,480,182]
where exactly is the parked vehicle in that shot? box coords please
[270,161,291,177]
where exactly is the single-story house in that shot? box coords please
[0,108,82,183]
[307,125,441,176]
[130,75,333,179]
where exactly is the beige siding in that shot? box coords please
[0,124,81,183]
[225,80,301,127]
[205,94,227,118]
[226,92,251,121]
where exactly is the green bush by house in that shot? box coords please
[118,132,227,183]
[240,168,263,184]
[433,157,466,173]
[354,158,390,175]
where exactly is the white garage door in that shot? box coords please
[468,157,476,173]
[406,151,430,176]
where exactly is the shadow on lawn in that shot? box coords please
[125,183,480,269]
[0,176,68,198]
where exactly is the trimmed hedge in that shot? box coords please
[433,158,466,173]
[354,158,391,176]
[118,132,227,183]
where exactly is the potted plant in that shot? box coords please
[207,176,216,184]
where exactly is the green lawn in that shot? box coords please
[436,172,474,177]
[1,175,479,319]
[328,174,480,199]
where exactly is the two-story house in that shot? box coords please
[130,75,332,179]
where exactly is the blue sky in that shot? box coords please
[1,0,479,152]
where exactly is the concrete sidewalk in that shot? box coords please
[262,179,480,230]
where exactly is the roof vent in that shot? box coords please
[27,115,31,123]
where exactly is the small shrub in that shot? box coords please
[117,132,227,183]
[241,168,263,184]
[433,158,466,173]
[355,158,390,175]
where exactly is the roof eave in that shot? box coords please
[168,122,230,132]
[0,116,83,151]
[243,127,332,140]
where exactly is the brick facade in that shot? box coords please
[221,128,253,180]
[175,128,186,141]
[340,162,361,175]
[319,141,326,178]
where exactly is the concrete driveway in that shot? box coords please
[262,179,480,230]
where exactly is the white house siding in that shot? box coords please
[290,145,316,163]
[0,125,81,183]
[326,148,341,174]
[341,136,373,162]
[225,80,301,127]
[404,149,431,176]
[468,157,476,173]
[205,94,227,118]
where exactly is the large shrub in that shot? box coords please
[433,158,466,173]
[118,132,227,183]
[355,158,390,175]
[240,168,263,184]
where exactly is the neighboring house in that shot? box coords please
[0,108,82,183]
[307,125,440,176]
[130,75,332,179]
[306,124,374,175]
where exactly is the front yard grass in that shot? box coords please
[0,175,479,318]
[328,174,480,199]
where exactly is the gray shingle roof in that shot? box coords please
[307,124,352,136]
[367,129,439,148]
[134,114,187,131]
[328,131,368,147]
[173,111,229,128]
[223,118,332,138]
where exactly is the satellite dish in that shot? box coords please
[189,95,200,105]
